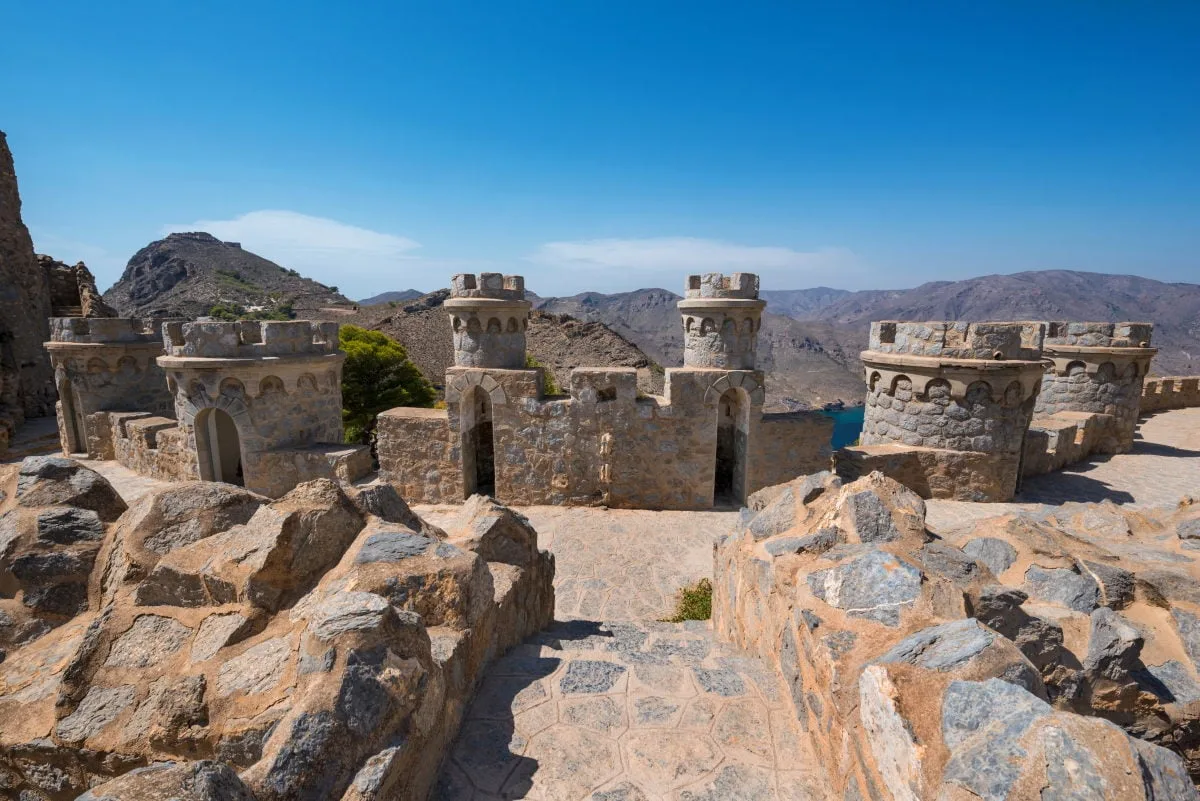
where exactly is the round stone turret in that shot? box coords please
[157,320,349,496]
[444,273,531,369]
[677,273,765,369]
[858,321,1047,500]
[44,317,176,455]
[1035,321,1157,452]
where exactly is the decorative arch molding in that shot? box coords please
[177,381,254,434]
[445,371,508,406]
[862,358,1044,404]
[703,372,765,406]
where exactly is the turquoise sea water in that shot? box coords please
[822,406,866,450]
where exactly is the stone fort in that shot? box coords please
[36,270,1200,508]
[376,272,832,509]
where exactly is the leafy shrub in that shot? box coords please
[662,578,712,622]
[340,325,436,444]
[525,354,562,395]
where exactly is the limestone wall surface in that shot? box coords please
[714,470,1200,801]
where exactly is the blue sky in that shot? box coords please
[3,1,1198,300]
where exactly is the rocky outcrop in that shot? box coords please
[715,471,1200,799]
[0,131,55,452]
[0,459,127,653]
[103,232,352,319]
[0,464,554,800]
[39,253,118,317]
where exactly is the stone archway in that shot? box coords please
[461,385,495,498]
[58,376,87,455]
[715,387,750,505]
[195,407,244,486]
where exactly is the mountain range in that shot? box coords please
[98,232,1199,409]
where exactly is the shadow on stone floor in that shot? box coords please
[1128,438,1200,458]
[433,620,607,800]
[1018,469,1136,506]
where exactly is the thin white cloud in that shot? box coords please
[161,210,423,298]
[528,237,858,274]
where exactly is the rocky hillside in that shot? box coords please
[336,291,662,395]
[103,232,353,319]
[358,288,423,305]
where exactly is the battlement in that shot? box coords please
[48,317,166,345]
[162,320,340,359]
[684,272,760,300]
[450,273,526,301]
[1042,321,1154,348]
[867,321,1045,361]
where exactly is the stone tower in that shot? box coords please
[445,273,531,369]
[157,319,366,497]
[1035,322,1157,453]
[44,317,174,456]
[678,272,765,370]
[854,321,1046,501]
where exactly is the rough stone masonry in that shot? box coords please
[377,271,833,510]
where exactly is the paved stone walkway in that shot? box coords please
[433,620,822,801]
[419,506,735,622]
[926,408,1200,535]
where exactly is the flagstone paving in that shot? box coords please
[432,620,824,801]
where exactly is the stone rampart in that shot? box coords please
[1142,376,1200,413]
[850,321,1046,501]
[377,364,832,510]
[445,273,531,369]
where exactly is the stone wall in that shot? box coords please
[1143,376,1200,413]
[714,471,1200,800]
[0,131,55,453]
[377,365,833,509]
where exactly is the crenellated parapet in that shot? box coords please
[444,273,532,369]
[678,272,765,370]
[1034,321,1157,453]
[161,319,339,360]
[851,321,1048,501]
[48,316,165,345]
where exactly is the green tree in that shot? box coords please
[339,325,436,444]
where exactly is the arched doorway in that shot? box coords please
[461,386,495,498]
[714,388,749,505]
[58,379,87,455]
[195,407,244,486]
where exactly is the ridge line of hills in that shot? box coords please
[99,232,1199,410]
